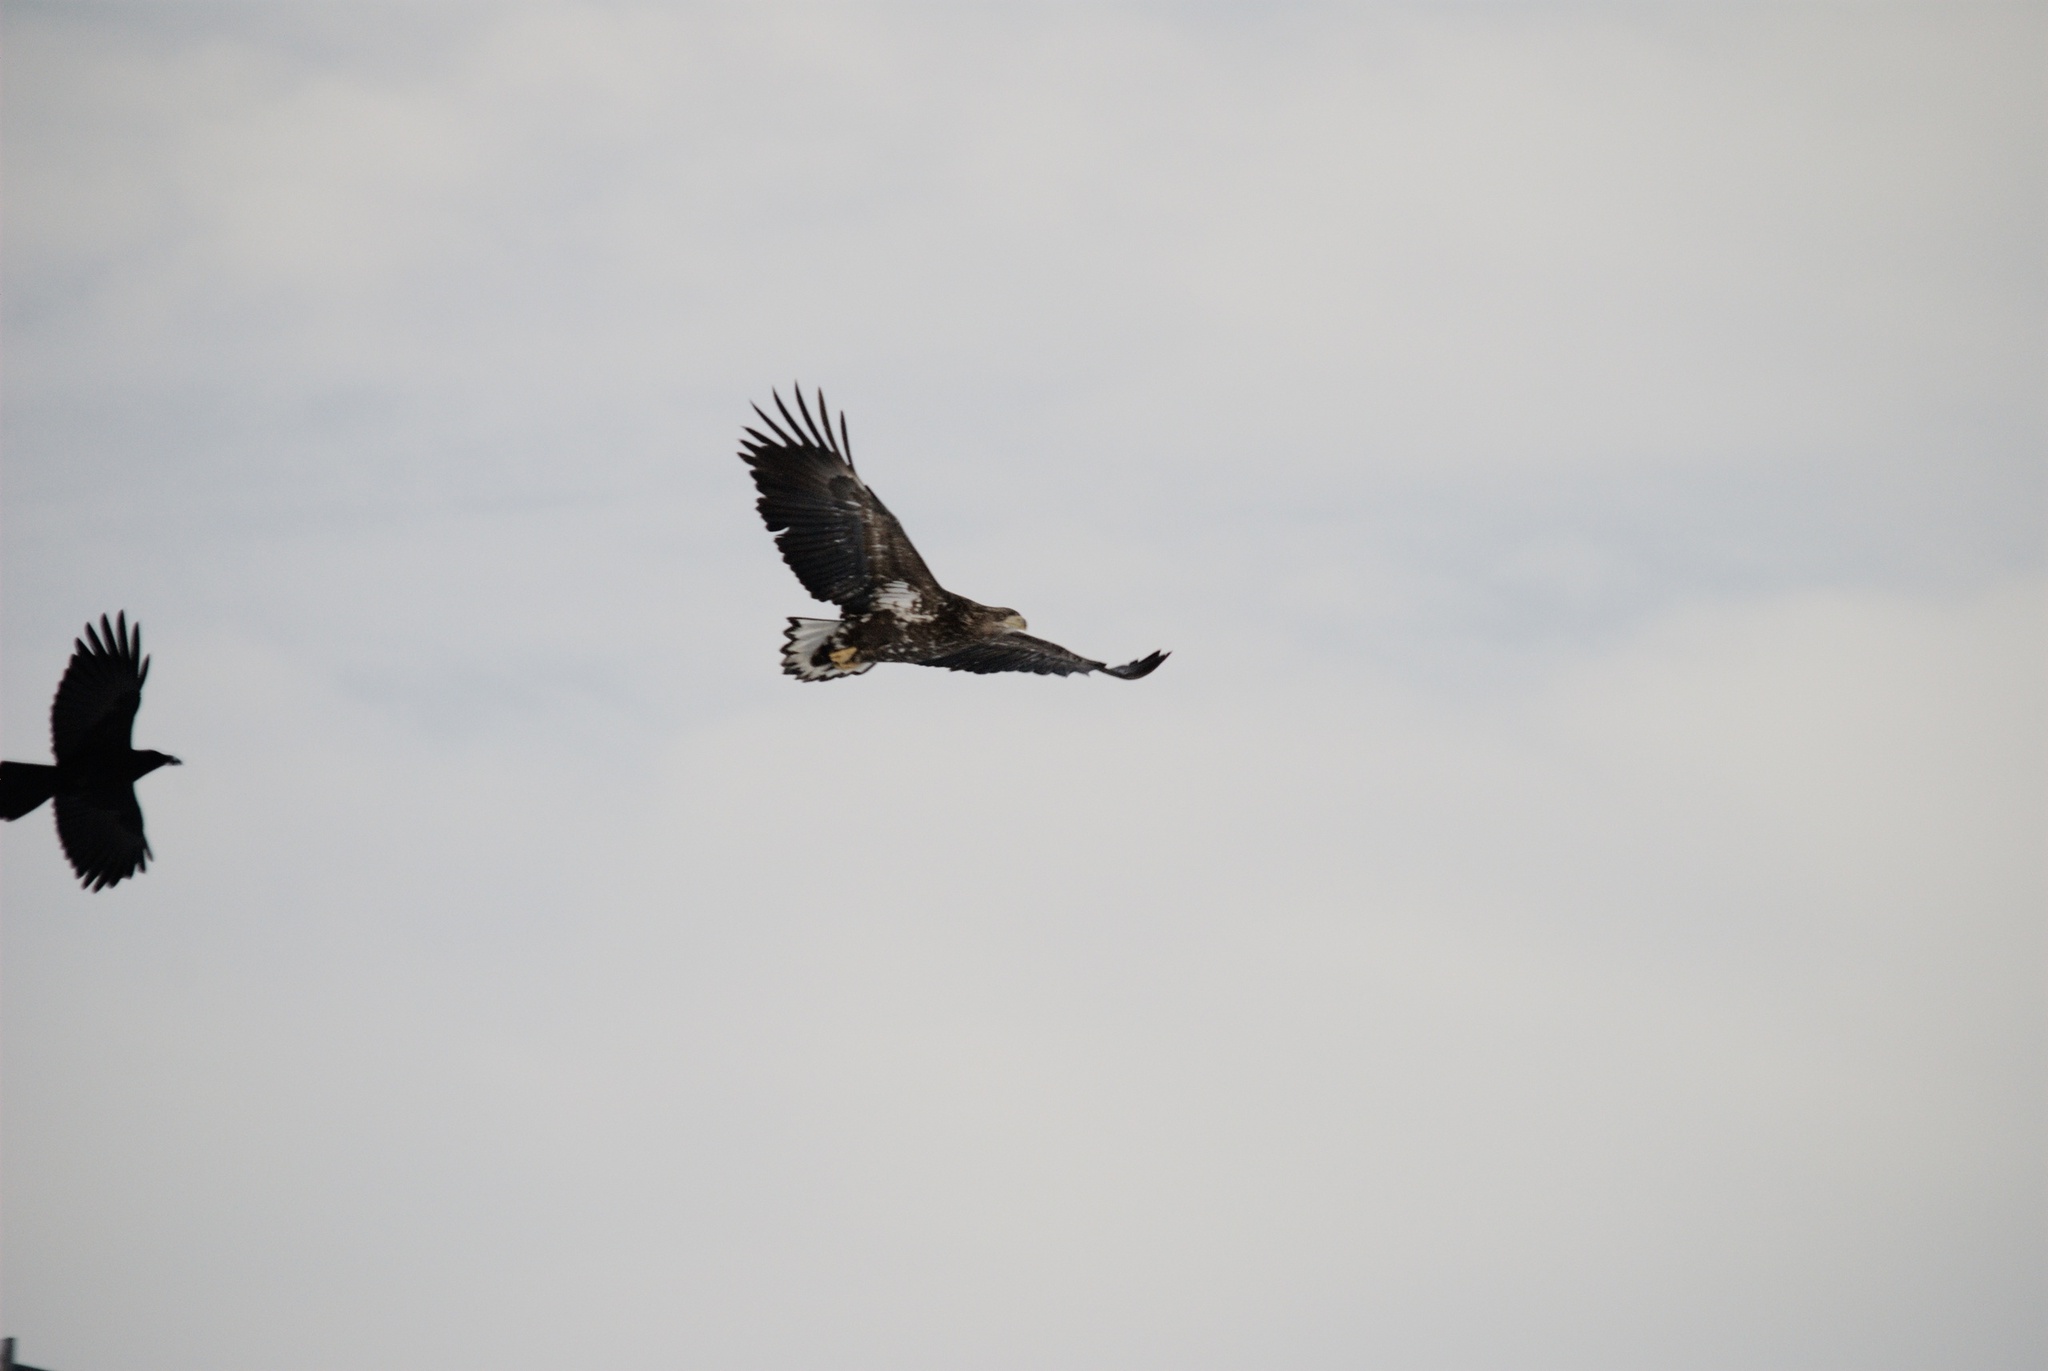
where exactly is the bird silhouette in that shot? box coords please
[2,613,180,891]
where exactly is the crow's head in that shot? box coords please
[132,750,182,779]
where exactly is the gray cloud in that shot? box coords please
[4,4,2042,1369]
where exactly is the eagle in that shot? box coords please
[740,389,1169,683]
[0,612,181,891]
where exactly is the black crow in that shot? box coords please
[2,613,180,891]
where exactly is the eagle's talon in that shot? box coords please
[829,647,860,667]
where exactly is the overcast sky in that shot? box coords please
[3,4,2042,1368]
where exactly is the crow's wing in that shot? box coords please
[924,632,1168,680]
[50,613,148,763]
[740,389,940,612]
[54,787,152,891]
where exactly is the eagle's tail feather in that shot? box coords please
[782,618,874,682]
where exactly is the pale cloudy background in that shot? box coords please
[3,3,2042,1368]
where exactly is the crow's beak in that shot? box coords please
[167,756,183,766]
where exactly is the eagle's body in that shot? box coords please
[0,613,180,891]
[740,389,1168,683]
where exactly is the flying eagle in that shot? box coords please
[0,613,181,891]
[740,389,1168,683]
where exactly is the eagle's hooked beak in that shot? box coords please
[1003,614,1028,630]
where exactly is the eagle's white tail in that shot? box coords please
[782,617,873,681]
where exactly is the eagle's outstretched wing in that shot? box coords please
[54,786,152,891]
[50,613,148,764]
[740,388,940,612]
[924,632,1169,680]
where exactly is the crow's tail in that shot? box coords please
[1,762,57,820]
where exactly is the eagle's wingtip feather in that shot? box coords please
[1104,650,1169,680]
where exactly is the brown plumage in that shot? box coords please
[739,388,1168,683]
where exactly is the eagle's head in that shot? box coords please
[996,610,1027,631]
